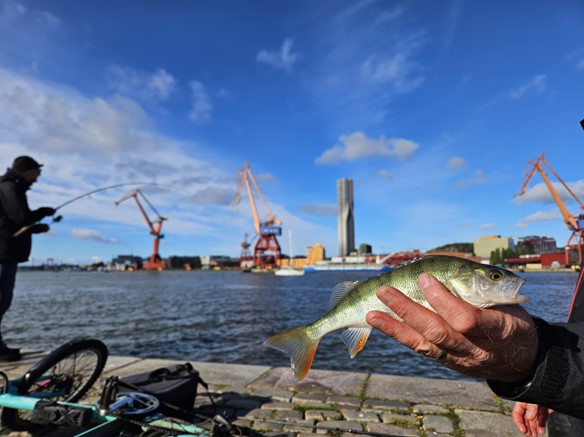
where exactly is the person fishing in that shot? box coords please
[0,156,55,361]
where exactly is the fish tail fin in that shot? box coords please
[264,327,318,381]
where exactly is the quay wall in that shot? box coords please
[0,351,535,436]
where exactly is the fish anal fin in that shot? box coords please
[340,327,372,358]
[264,327,318,381]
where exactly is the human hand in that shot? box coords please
[365,273,538,382]
[512,402,551,436]
[38,207,56,217]
[30,223,50,234]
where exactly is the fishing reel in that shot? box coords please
[52,214,63,224]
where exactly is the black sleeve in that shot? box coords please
[487,318,584,419]
[0,182,40,226]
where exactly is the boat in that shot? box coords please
[274,229,305,276]
[275,266,305,276]
[303,256,391,273]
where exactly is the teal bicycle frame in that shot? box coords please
[0,370,214,436]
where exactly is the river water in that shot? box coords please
[5,269,578,380]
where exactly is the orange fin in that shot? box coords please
[340,327,372,358]
[264,327,318,381]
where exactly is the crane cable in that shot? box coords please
[12,182,162,238]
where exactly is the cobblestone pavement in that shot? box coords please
[0,352,546,436]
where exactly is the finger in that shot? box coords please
[366,307,443,360]
[524,404,540,437]
[372,285,477,356]
[512,403,528,434]
[418,274,487,334]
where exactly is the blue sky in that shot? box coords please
[1,0,583,265]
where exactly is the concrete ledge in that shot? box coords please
[0,353,536,436]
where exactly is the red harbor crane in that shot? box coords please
[515,153,584,265]
[115,189,168,270]
[232,162,282,268]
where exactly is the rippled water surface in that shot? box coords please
[6,269,578,380]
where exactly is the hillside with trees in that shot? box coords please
[429,243,474,254]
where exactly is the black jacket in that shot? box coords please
[0,170,47,262]
[488,318,584,419]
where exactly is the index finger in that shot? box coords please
[418,273,498,335]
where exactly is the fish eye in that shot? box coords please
[489,269,503,281]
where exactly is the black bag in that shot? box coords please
[119,362,208,417]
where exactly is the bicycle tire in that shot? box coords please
[1,337,108,431]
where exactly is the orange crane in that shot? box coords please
[232,162,282,268]
[515,153,584,265]
[115,189,168,270]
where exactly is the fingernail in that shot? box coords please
[377,287,393,303]
[419,274,431,289]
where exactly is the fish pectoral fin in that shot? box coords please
[340,327,372,358]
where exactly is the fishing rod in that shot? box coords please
[13,182,163,238]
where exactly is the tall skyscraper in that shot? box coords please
[337,178,355,257]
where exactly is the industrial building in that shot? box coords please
[473,235,515,259]
[516,235,559,254]
[337,178,355,257]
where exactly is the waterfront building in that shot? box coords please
[358,243,372,255]
[112,255,143,271]
[306,242,326,265]
[473,235,515,259]
[337,178,355,257]
[516,235,559,254]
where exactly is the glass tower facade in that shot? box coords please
[337,178,355,256]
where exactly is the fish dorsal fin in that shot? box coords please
[329,281,359,310]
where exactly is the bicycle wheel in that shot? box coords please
[1,337,108,431]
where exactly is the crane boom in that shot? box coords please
[515,153,583,231]
[232,162,282,268]
[516,153,584,265]
[116,189,168,270]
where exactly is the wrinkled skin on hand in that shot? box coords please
[512,402,551,436]
[365,273,538,383]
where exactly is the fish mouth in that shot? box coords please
[473,293,530,308]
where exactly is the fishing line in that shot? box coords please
[13,181,165,237]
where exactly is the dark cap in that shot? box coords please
[11,156,43,173]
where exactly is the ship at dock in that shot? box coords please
[303,255,391,273]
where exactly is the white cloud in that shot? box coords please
[521,210,562,223]
[0,68,151,153]
[106,65,176,101]
[479,223,496,230]
[189,80,212,124]
[456,170,487,188]
[378,169,393,179]
[0,66,243,243]
[315,132,419,165]
[148,70,175,99]
[510,74,547,99]
[192,186,234,205]
[69,229,119,244]
[514,181,584,204]
[448,157,466,169]
[257,38,300,72]
[361,53,424,93]
[0,1,61,28]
